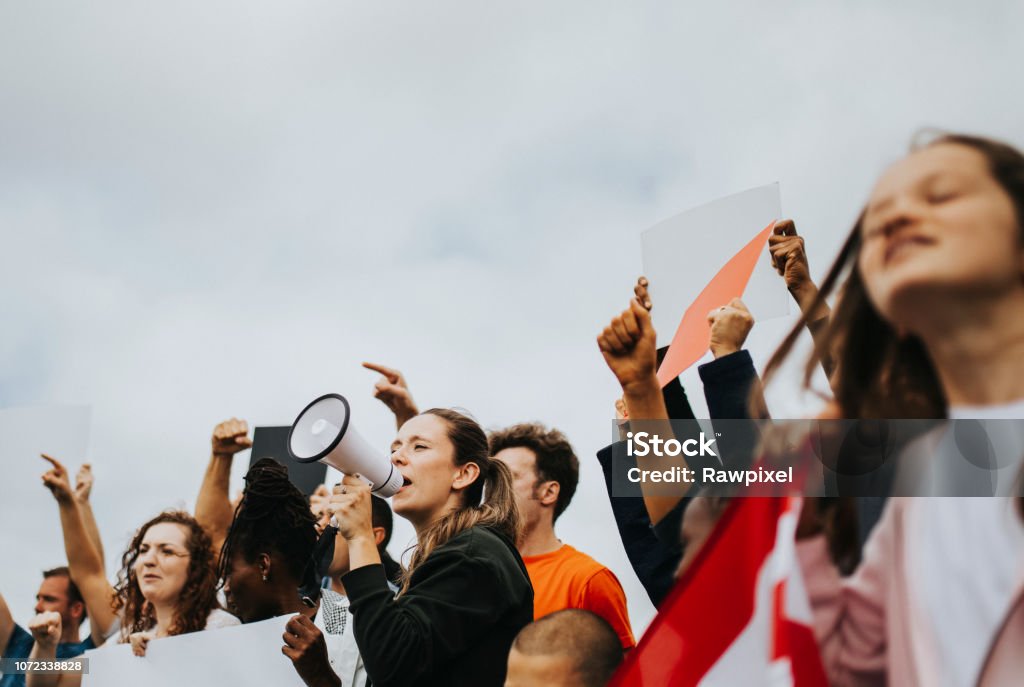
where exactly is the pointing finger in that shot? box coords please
[40,454,65,472]
[362,362,400,383]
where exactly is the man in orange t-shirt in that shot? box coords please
[490,423,635,650]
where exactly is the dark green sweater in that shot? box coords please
[342,525,534,687]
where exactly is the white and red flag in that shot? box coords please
[610,496,826,686]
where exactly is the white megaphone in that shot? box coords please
[287,393,404,497]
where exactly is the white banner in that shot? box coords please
[83,616,305,686]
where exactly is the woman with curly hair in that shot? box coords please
[27,471,237,687]
[114,511,238,652]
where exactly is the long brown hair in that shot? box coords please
[400,408,521,594]
[113,511,220,637]
[764,133,1024,419]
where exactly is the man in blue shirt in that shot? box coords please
[1,568,95,687]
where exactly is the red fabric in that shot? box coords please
[609,497,827,686]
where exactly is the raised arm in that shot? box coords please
[700,298,769,418]
[73,464,105,573]
[599,283,669,423]
[597,285,684,525]
[362,362,420,430]
[26,613,60,687]
[699,298,770,474]
[40,454,116,646]
[25,612,73,687]
[194,418,252,557]
[769,219,835,379]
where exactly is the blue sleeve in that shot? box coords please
[3,623,33,659]
[596,443,682,608]
[699,350,767,471]
[1,625,33,687]
[698,349,766,421]
[55,636,94,658]
[593,352,696,607]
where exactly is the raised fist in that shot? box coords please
[28,611,62,649]
[597,297,658,394]
[769,220,813,294]
[212,418,253,457]
[707,298,754,359]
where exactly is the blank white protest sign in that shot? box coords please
[641,183,790,349]
[82,616,306,686]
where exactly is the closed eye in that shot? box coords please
[928,189,959,204]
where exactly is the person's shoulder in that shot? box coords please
[55,636,94,658]
[447,525,519,559]
[432,526,524,574]
[4,623,33,657]
[203,608,241,630]
[555,547,627,603]
[427,527,532,603]
[554,544,613,579]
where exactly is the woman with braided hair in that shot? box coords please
[218,457,370,687]
[217,458,320,624]
[328,408,534,687]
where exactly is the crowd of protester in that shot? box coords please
[2,131,1024,685]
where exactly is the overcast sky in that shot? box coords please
[3,1,1023,634]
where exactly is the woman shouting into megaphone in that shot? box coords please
[328,408,534,687]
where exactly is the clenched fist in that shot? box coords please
[597,296,658,394]
[282,614,340,687]
[212,418,253,458]
[707,298,754,359]
[28,611,62,650]
[768,220,811,291]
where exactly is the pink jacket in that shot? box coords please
[798,499,1024,686]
